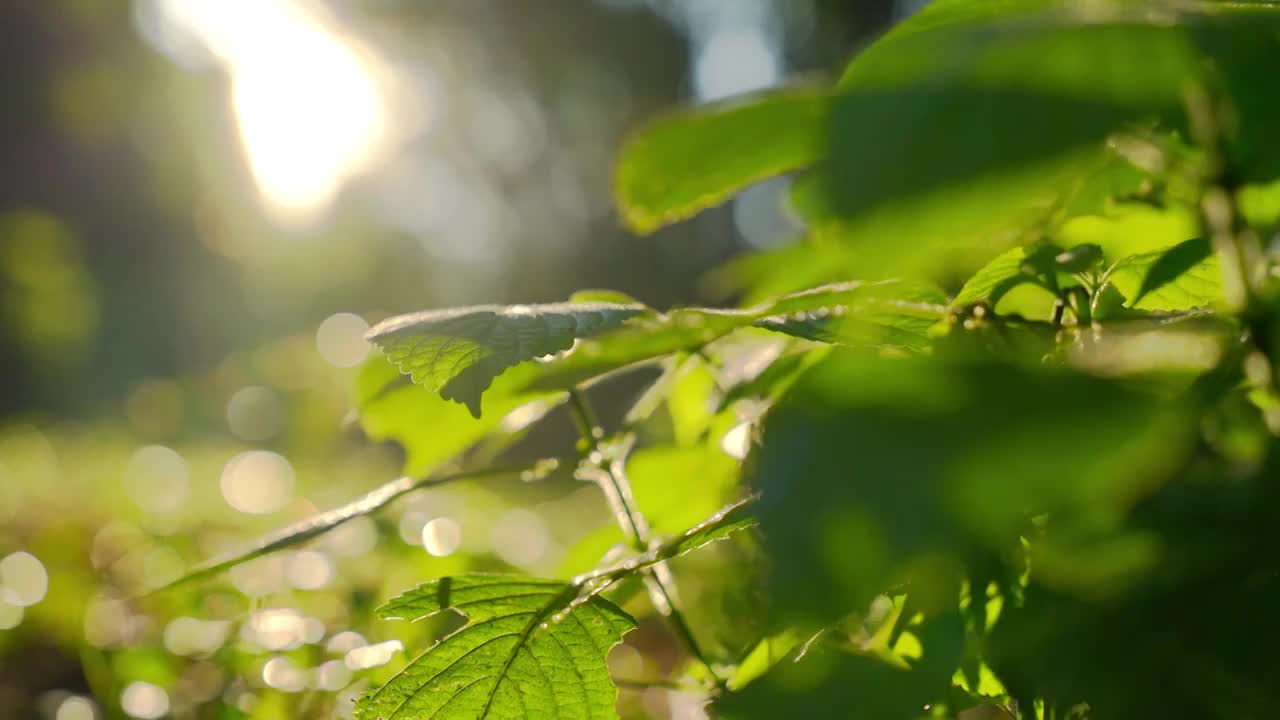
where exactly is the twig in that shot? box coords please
[144,463,537,596]
[567,388,729,689]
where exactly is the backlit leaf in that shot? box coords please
[716,612,965,720]
[355,354,560,476]
[614,88,828,234]
[366,303,648,417]
[1103,237,1222,311]
[357,575,636,720]
[810,12,1200,277]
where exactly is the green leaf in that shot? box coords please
[614,88,828,234]
[726,629,804,691]
[952,246,1045,308]
[719,346,831,412]
[568,289,644,306]
[1237,177,1280,234]
[752,281,947,352]
[357,499,759,719]
[367,302,648,417]
[1057,201,1200,264]
[716,613,965,720]
[950,246,1091,327]
[355,354,558,476]
[365,283,944,444]
[749,351,1191,622]
[1103,237,1222,311]
[987,450,1280,718]
[358,575,636,720]
[528,282,944,393]
[1057,136,1158,218]
[807,13,1201,278]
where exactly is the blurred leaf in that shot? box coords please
[748,351,1191,621]
[727,629,804,691]
[1057,139,1154,217]
[666,356,719,447]
[1238,177,1280,235]
[359,575,635,720]
[367,302,648,417]
[952,246,1045,308]
[1103,237,1221,311]
[1191,8,1280,181]
[1067,311,1235,385]
[614,88,828,234]
[719,345,831,412]
[715,613,964,720]
[810,13,1201,277]
[993,563,1280,712]
[1057,202,1200,262]
[989,481,1280,720]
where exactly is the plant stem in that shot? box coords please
[149,462,536,595]
[567,388,727,689]
[613,677,707,692]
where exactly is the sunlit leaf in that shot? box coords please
[952,246,1044,308]
[952,243,1103,311]
[614,88,828,234]
[1057,202,1201,264]
[726,629,804,691]
[568,289,645,305]
[716,613,965,720]
[355,354,559,476]
[808,11,1202,278]
[367,303,648,417]
[358,575,636,720]
[367,284,943,419]
[753,281,948,352]
[1103,237,1222,311]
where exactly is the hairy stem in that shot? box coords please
[568,388,726,688]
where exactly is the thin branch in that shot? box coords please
[568,388,729,689]
[144,463,537,596]
[572,494,758,589]
[613,677,709,692]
